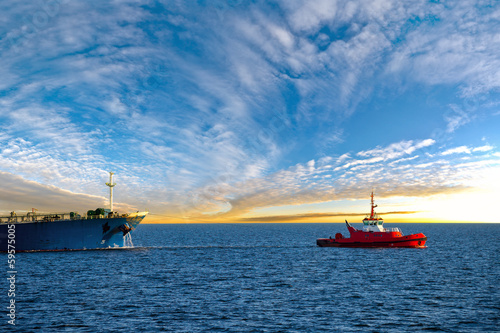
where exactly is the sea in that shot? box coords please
[3,223,499,332]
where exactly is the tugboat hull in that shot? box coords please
[317,234,427,248]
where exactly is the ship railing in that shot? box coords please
[0,212,126,223]
[0,213,71,223]
[0,212,83,223]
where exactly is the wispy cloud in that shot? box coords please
[473,145,494,152]
[441,146,472,155]
[181,138,499,221]
[357,139,435,160]
[441,144,495,156]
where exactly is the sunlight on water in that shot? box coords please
[123,233,134,248]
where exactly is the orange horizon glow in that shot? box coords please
[141,186,500,224]
[141,216,499,224]
[141,220,499,224]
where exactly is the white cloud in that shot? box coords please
[441,146,471,155]
[473,145,494,152]
[337,153,351,162]
[444,104,473,133]
[388,155,419,166]
[439,144,496,157]
[357,139,435,160]
[282,0,339,33]
[104,96,128,116]
[268,24,295,49]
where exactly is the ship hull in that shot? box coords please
[0,214,146,252]
[317,234,427,248]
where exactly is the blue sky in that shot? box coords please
[1,0,499,222]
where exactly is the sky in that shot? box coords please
[1,0,499,223]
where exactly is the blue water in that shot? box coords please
[3,223,499,332]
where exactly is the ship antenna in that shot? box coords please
[105,172,116,212]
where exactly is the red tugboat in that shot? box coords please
[317,192,427,248]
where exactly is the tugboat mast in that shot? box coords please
[370,191,378,219]
[105,172,116,212]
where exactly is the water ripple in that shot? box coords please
[7,223,500,332]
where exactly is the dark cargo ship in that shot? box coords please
[0,172,147,252]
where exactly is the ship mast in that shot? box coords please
[370,190,378,219]
[105,172,116,212]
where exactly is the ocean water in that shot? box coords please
[3,223,499,332]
